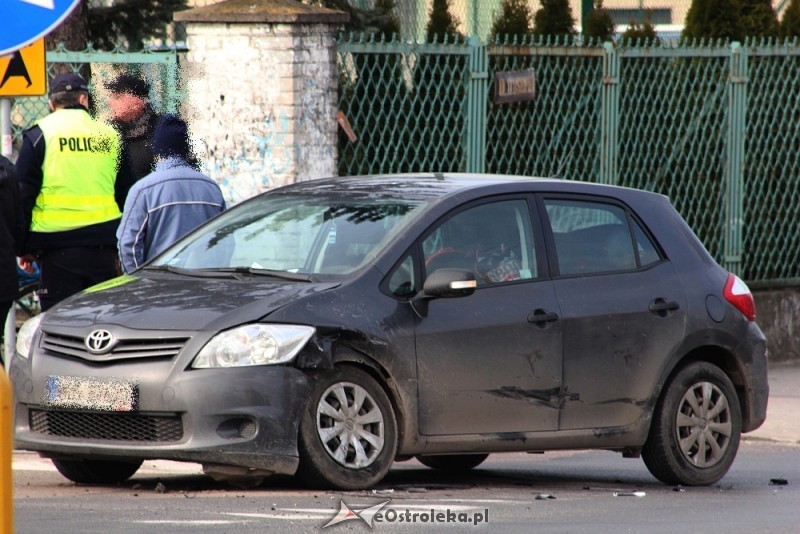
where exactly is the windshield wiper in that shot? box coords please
[143,265,316,281]
[142,265,242,278]
[216,267,316,282]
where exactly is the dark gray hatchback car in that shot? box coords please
[10,174,768,490]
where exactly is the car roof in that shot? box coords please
[275,173,665,204]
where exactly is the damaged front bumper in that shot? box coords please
[11,354,313,476]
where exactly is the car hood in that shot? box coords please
[41,273,341,331]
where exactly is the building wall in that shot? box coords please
[181,21,339,204]
[754,289,800,363]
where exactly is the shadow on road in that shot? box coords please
[102,452,665,496]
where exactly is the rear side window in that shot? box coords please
[544,199,660,276]
[632,218,661,266]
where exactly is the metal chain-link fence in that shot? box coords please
[337,35,800,286]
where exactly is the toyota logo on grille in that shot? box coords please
[85,329,114,354]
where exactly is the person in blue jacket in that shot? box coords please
[116,114,226,273]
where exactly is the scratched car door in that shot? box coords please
[414,197,564,436]
[541,196,687,431]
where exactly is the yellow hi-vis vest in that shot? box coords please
[32,109,122,232]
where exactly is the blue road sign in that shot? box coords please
[1,0,81,57]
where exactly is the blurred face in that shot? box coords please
[108,92,146,123]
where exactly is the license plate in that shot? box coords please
[45,376,139,412]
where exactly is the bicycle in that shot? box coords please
[2,264,41,369]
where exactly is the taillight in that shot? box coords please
[723,273,755,321]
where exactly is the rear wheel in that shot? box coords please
[416,454,489,472]
[642,362,741,486]
[51,458,143,484]
[296,366,397,490]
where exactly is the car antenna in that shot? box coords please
[550,148,573,179]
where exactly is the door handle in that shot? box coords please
[528,308,559,324]
[649,298,680,316]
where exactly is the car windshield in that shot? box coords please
[150,192,426,277]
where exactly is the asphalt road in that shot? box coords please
[12,439,799,533]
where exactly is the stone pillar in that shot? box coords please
[175,0,348,203]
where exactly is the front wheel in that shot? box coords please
[51,458,143,484]
[642,362,741,486]
[296,366,397,490]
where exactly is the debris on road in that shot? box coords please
[612,491,646,497]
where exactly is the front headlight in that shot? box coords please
[192,324,315,368]
[16,313,45,359]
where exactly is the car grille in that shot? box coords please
[41,332,189,362]
[29,409,184,442]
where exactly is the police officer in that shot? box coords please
[15,73,134,311]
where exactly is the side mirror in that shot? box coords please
[422,268,477,298]
[411,269,477,317]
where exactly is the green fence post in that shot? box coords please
[160,48,180,114]
[581,0,594,36]
[466,36,487,174]
[599,42,619,185]
[724,42,747,275]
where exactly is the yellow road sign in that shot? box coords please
[0,38,46,97]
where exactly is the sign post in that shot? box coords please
[1,101,11,158]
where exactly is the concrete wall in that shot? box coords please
[754,288,800,364]
[175,0,347,204]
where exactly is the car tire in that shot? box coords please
[416,454,489,472]
[51,458,143,484]
[296,365,397,490]
[642,362,742,486]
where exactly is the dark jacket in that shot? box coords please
[14,106,136,252]
[0,155,25,301]
[112,104,161,181]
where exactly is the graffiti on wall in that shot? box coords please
[201,111,293,205]
[201,107,337,205]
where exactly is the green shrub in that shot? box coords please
[490,0,534,43]
[583,0,616,43]
[780,0,800,39]
[533,0,578,40]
